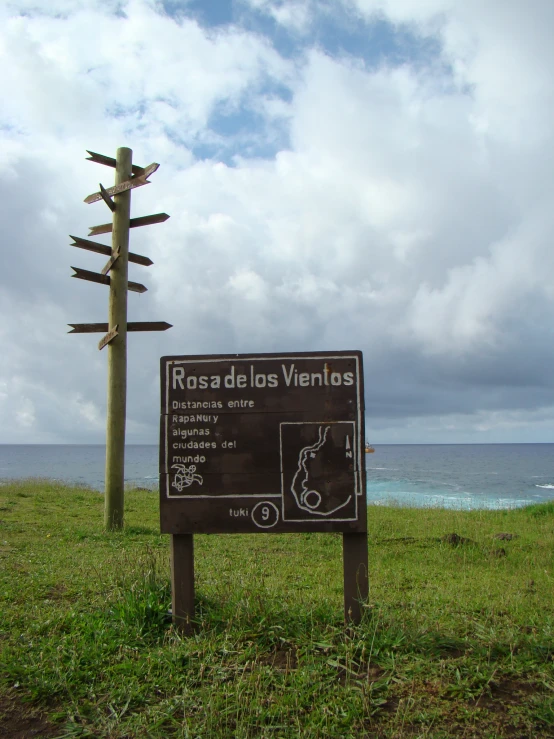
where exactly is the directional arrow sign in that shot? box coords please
[101,247,120,275]
[88,213,169,236]
[68,323,109,333]
[86,150,148,176]
[126,321,172,332]
[84,165,159,204]
[68,322,172,333]
[98,325,119,351]
[69,236,153,266]
[84,175,149,203]
[71,266,147,293]
[99,183,116,212]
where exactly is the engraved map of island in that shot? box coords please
[280,421,358,522]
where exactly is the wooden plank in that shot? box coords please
[70,235,111,256]
[126,321,172,332]
[98,325,119,351]
[88,212,169,236]
[71,266,147,293]
[86,150,145,175]
[99,183,116,212]
[69,235,153,266]
[162,471,282,498]
[128,251,153,267]
[84,168,158,204]
[125,279,147,293]
[128,212,170,229]
[101,247,120,275]
[159,489,364,535]
[140,162,159,179]
[161,471,358,519]
[68,321,172,333]
[160,412,361,477]
[68,323,109,333]
[88,223,116,236]
[171,534,195,635]
[71,266,110,286]
[342,532,369,624]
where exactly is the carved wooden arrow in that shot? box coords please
[99,183,116,212]
[69,236,153,267]
[101,247,120,275]
[86,150,149,176]
[68,322,172,333]
[71,266,147,293]
[98,325,118,351]
[88,213,169,236]
[84,164,159,204]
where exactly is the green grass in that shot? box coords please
[0,479,553,737]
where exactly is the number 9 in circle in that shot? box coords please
[251,501,279,529]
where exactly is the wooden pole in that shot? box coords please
[171,534,195,634]
[104,147,132,530]
[342,531,369,624]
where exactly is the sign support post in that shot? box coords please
[342,532,369,623]
[104,147,132,530]
[170,534,195,634]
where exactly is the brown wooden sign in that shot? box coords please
[99,183,116,212]
[160,351,366,535]
[84,164,159,204]
[68,321,172,333]
[69,235,153,266]
[101,247,120,275]
[86,149,150,176]
[89,212,169,236]
[98,325,118,350]
[71,266,147,293]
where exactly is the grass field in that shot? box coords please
[0,479,553,737]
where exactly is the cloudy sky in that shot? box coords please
[1,0,553,445]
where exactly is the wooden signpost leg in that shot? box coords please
[171,534,195,634]
[342,532,369,624]
[104,147,132,530]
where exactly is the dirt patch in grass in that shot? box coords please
[0,693,59,739]
[258,647,298,671]
[272,647,298,670]
[472,678,537,712]
[43,583,68,601]
[441,532,476,546]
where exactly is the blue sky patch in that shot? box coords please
[160,0,443,71]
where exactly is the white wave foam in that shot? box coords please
[535,484,554,489]
[367,491,534,510]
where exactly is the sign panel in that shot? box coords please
[89,212,169,236]
[160,351,365,534]
[70,266,147,293]
[83,163,159,204]
[70,235,153,266]
[68,322,172,333]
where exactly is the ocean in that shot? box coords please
[0,444,553,510]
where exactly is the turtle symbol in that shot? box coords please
[171,464,203,492]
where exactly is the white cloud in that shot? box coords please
[0,0,293,152]
[1,0,554,443]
